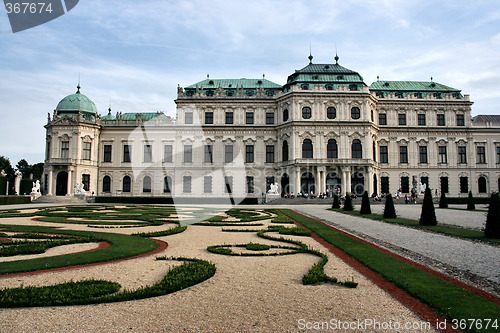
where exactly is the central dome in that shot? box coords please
[56,85,97,115]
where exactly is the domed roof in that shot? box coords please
[56,85,97,114]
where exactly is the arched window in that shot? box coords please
[123,176,131,193]
[351,107,361,119]
[352,139,362,159]
[327,107,336,119]
[164,176,172,193]
[283,109,289,122]
[327,139,337,159]
[102,176,111,193]
[302,139,313,159]
[302,107,312,119]
[478,176,487,193]
[143,176,152,193]
[282,140,289,161]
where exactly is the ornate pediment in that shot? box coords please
[50,116,79,126]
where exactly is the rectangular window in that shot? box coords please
[266,112,274,125]
[204,176,212,193]
[123,145,131,162]
[419,146,428,164]
[103,145,112,162]
[399,146,408,164]
[477,146,486,164]
[458,146,467,164]
[185,112,193,124]
[421,177,429,188]
[379,113,387,125]
[401,176,409,193]
[380,146,388,163]
[456,114,465,126]
[246,176,254,193]
[184,145,192,163]
[418,114,426,126]
[225,145,233,163]
[246,112,254,124]
[164,145,173,163]
[460,176,468,193]
[144,144,152,162]
[225,112,233,124]
[204,145,213,163]
[437,114,445,126]
[82,174,90,191]
[266,145,275,163]
[398,114,406,126]
[381,176,389,194]
[224,176,233,194]
[440,177,449,194]
[183,176,192,193]
[245,145,254,163]
[205,112,213,124]
[438,146,447,164]
[82,142,91,160]
[497,146,500,164]
[46,142,51,160]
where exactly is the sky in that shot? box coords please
[1,0,500,166]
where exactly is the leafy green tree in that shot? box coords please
[439,192,448,208]
[16,159,31,178]
[0,156,15,195]
[360,191,371,214]
[383,194,396,218]
[467,191,475,210]
[343,194,354,211]
[420,187,437,226]
[332,194,340,209]
[485,192,500,238]
[31,163,44,179]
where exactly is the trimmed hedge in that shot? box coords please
[444,197,490,205]
[95,196,258,205]
[0,196,31,205]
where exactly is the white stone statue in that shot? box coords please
[74,183,86,195]
[268,182,279,195]
[31,180,41,194]
[419,182,426,194]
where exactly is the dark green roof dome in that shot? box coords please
[56,85,97,114]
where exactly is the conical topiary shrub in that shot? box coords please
[332,194,340,209]
[360,191,371,214]
[485,192,500,238]
[467,191,475,210]
[343,194,354,211]
[439,192,448,208]
[383,193,396,218]
[420,187,437,226]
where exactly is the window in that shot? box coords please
[401,176,409,193]
[82,142,91,160]
[419,146,428,164]
[400,146,408,164]
[380,146,388,163]
[225,145,233,163]
[246,112,254,124]
[352,139,362,159]
[302,107,311,119]
[327,107,336,119]
[164,145,173,163]
[204,176,212,193]
[144,144,152,162]
[438,146,447,164]
[184,145,192,163]
[478,176,487,193]
[224,176,233,194]
[282,140,289,161]
[458,146,467,164]
[246,145,254,163]
[381,176,389,194]
[205,112,213,124]
[497,146,500,164]
[437,114,445,126]
[143,176,152,193]
[246,176,254,193]
[61,141,69,158]
[164,176,172,193]
[440,177,449,194]
[82,174,90,191]
[225,112,233,124]
[349,84,358,91]
[102,176,111,193]
[327,139,337,159]
[123,176,131,193]
[183,176,192,193]
[46,142,51,160]
[283,109,289,122]
[266,176,275,193]
[371,110,374,122]
[266,145,275,163]
[123,145,131,163]
[103,145,112,162]
[204,145,213,163]
[379,113,387,125]
[351,107,360,119]
[266,112,274,124]
[418,114,426,126]
[185,112,193,124]
[457,114,465,126]
[302,139,313,159]
[477,146,486,164]
[372,141,376,161]
[421,177,429,188]
[460,176,468,193]
[398,114,406,125]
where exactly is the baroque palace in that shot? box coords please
[42,55,500,201]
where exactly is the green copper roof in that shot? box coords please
[186,78,282,89]
[120,112,171,121]
[370,80,460,92]
[101,109,116,120]
[56,86,98,114]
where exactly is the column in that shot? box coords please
[47,169,53,195]
[366,166,372,196]
[295,168,301,194]
[341,168,347,197]
[315,167,320,194]
[67,169,73,196]
[345,168,351,195]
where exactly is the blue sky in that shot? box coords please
[1,0,500,166]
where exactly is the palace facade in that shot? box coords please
[42,55,500,200]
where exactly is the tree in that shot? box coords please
[31,163,44,179]
[360,191,371,214]
[420,187,437,226]
[467,191,475,210]
[485,192,500,238]
[0,156,14,195]
[16,159,31,178]
[383,194,396,218]
[439,192,448,208]
[332,194,340,209]
[343,194,354,211]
